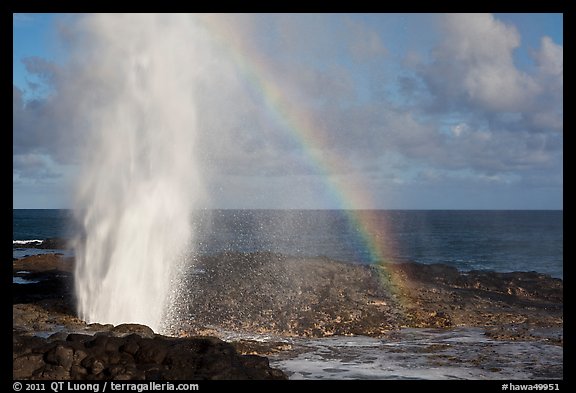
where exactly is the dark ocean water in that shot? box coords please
[12,209,75,241]
[12,209,563,278]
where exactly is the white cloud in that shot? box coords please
[421,13,539,112]
[450,123,469,137]
[535,36,563,77]
[13,153,60,181]
[13,13,562,209]
[528,36,563,133]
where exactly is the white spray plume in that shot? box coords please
[72,14,208,332]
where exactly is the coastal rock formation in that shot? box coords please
[176,252,562,339]
[12,254,287,380]
[13,252,562,379]
[13,328,286,380]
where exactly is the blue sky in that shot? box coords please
[13,13,563,209]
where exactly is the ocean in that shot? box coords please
[13,209,563,278]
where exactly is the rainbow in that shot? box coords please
[197,15,413,309]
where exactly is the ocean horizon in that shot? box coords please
[13,209,563,279]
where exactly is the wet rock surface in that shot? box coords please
[13,252,562,379]
[13,330,286,380]
[12,254,287,380]
[264,327,563,380]
[178,253,403,337]
[177,252,562,340]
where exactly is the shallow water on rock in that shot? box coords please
[261,328,562,380]
[13,276,40,284]
[13,248,73,259]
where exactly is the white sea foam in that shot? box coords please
[13,240,43,245]
[269,328,562,380]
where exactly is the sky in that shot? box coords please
[13,13,563,210]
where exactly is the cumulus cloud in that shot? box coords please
[419,13,539,113]
[13,84,65,182]
[414,14,562,134]
[528,36,563,133]
[535,36,563,77]
[13,13,562,208]
[13,153,63,183]
[379,13,563,188]
[13,59,85,173]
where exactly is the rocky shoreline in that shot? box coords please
[177,252,562,341]
[13,253,286,380]
[13,328,286,380]
[13,251,563,380]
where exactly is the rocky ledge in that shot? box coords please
[13,328,286,380]
[13,254,287,380]
[177,252,562,341]
[13,252,562,379]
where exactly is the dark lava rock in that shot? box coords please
[12,255,287,380]
[13,253,73,273]
[13,331,287,380]
[12,270,74,305]
[176,253,402,337]
[14,253,562,342]
[12,252,562,380]
[173,252,562,339]
[111,324,155,338]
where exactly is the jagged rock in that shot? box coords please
[13,353,45,378]
[44,344,74,369]
[12,330,287,380]
[175,252,562,338]
[13,252,562,380]
[111,324,155,338]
